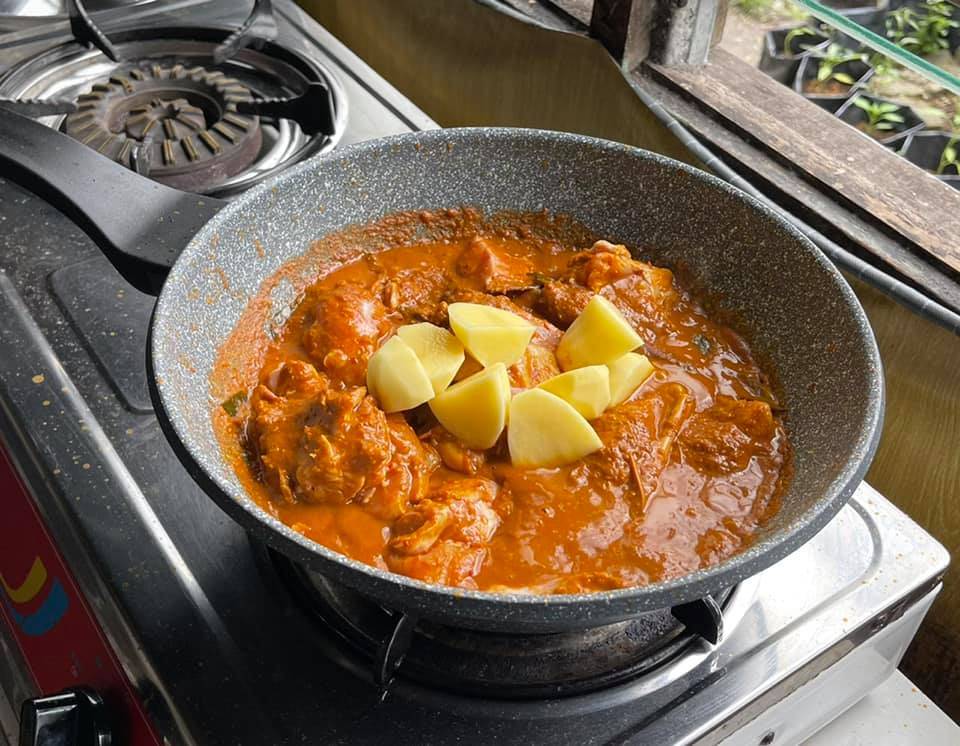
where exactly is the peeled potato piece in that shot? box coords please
[607,352,655,407]
[429,363,511,449]
[447,302,535,368]
[556,295,643,371]
[397,322,465,394]
[366,336,435,413]
[537,365,611,420]
[508,389,603,468]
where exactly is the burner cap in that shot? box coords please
[63,63,262,192]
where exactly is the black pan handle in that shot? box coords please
[0,107,226,295]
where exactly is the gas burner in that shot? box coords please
[63,63,262,191]
[0,30,347,196]
[271,552,733,699]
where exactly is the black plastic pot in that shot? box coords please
[900,130,960,189]
[760,26,832,84]
[835,93,926,146]
[794,54,874,113]
[823,0,891,33]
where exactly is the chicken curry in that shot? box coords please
[217,215,789,594]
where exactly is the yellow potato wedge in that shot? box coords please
[447,302,535,368]
[508,389,603,468]
[606,352,655,407]
[556,295,643,370]
[429,363,511,449]
[366,336,435,413]
[537,365,611,420]
[397,322,465,394]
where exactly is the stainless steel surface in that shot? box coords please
[0,94,73,114]
[725,591,939,745]
[0,37,349,196]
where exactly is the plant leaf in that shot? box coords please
[221,391,247,417]
[833,72,855,85]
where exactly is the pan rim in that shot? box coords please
[150,126,884,618]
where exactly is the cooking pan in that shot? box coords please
[0,109,883,632]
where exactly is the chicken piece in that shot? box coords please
[587,383,692,504]
[249,360,330,504]
[302,282,394,386]
[386,478,500,585]
[556,241,678,345]
[386,542,489,588]
[456,237,536,294]
[679,397,777,475]
[249,360,433,516]
[388,499,453,555]
[425,426,486,475]
[363,417,439,520]
[568,241,640,290]
[381,267,450,324]
[508,342,561,388]
[537,281,591,329]
[432,478,500,544]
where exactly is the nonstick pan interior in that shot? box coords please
[150,128,882,631]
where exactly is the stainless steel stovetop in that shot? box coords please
[0,2,948,745]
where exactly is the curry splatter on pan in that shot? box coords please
[0,111,882,632]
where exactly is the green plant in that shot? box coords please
[814,44,865,87]
[937,137,960,174]
[734,0,774,16]
[852,97,906,136]
[733,0,806,22]
[886,1,958,57]
[783,25,822,55]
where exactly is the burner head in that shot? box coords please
[63,63,262,192]
[273,554,731,699]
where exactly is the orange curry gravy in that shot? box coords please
[217,217,788,594]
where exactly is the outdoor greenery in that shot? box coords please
[732,0,806,23]
[815,44,865,86]
[852,97,906,136]
[783,25,823,54]
[937,114,960,174]
[886,1,958,57]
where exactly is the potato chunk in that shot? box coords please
[366,336,435,413]
[556,295,643,370]
[447,302,535,368]
[429,363,511,449]
[606,352,655,407]
[397,323,465,394]
[537,365,610,420]
[508,389,603,468]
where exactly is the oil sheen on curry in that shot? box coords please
[218,215,789,594]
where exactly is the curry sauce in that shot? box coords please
[219,222,788,593]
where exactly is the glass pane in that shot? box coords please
[722,1,960,188]
[796,0,960,94]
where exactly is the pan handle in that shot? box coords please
[0,107,227,295]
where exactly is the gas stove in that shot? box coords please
[0,2,949,745]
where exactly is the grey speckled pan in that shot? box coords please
[0,113,883,632]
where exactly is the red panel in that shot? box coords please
[0,446,162,745]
